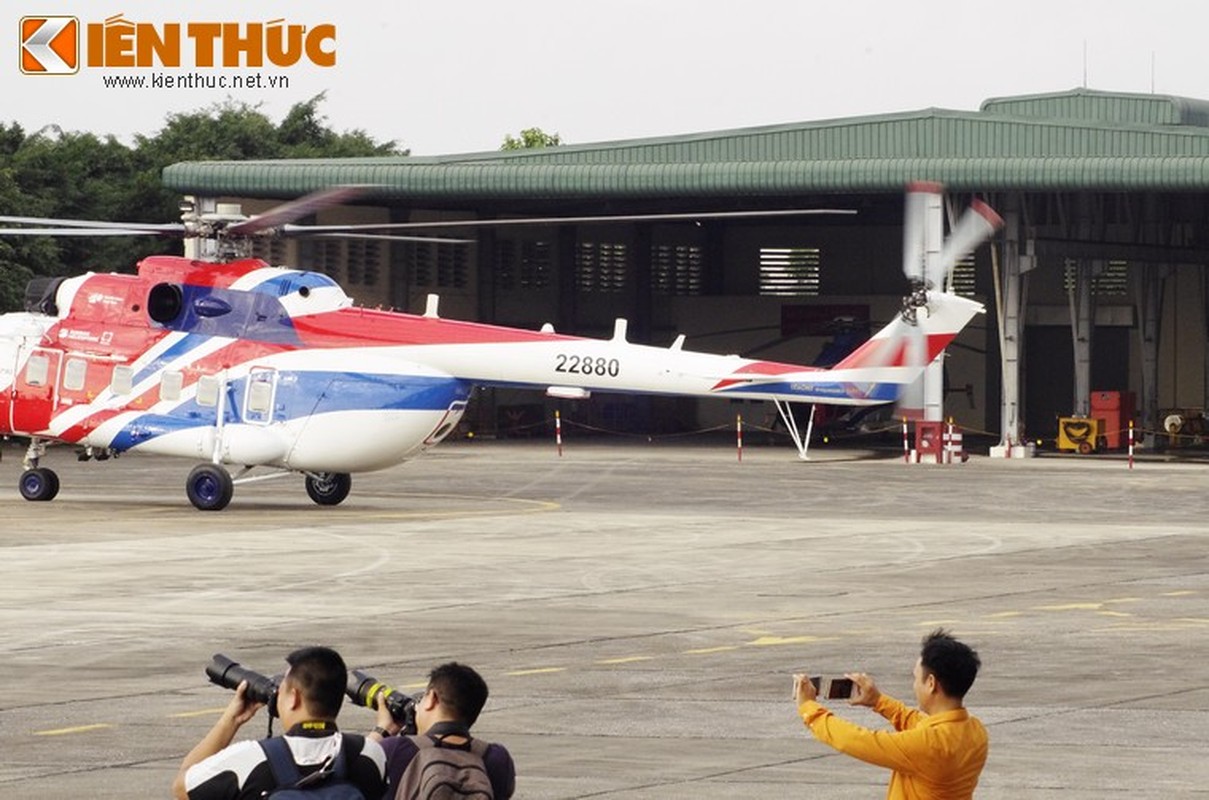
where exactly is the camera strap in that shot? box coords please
[426,720,473,745]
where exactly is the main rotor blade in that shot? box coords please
[288,207,856,234]
[0,215,183,232]
[307,232,475,244]
[226,185,372,236]
[0,226,178,237]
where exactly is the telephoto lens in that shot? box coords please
[205,654,280,718]
[347,669,417,734]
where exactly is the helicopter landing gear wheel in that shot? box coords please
[305,472,351,506]
[186,464,234,511]
[19,467,60,502]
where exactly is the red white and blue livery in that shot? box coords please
[0,185,1000,509]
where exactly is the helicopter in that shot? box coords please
[0,185,1001,510]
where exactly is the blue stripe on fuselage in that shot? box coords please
[716,381,900,403]
[132,333,218,386]
[152,285,302,345]
[107,371,471,452]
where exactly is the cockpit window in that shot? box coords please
[23,277,66,316]
[267,271,332,295]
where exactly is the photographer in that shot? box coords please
[791,629,987,800]
[367,662,514,800]
[172,646,386,800]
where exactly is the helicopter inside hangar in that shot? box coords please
[161,88,1209,453]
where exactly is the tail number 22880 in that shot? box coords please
[555,354,620,378]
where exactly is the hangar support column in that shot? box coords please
[991,205,1034,457]
[1069,260,1095,417]
[1135,264,1166,448]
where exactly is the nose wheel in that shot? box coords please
[19,467,60,502]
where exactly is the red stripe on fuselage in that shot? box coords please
[832,331,955,371]
[292,307,585,347]
[138,255,268,288]
[710,360,822,391]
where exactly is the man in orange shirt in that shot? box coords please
[792,629,987,799]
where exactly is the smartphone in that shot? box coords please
[810,676,855,700]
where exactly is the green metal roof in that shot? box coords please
[981,88,1209,128]
[162,88,1209,202]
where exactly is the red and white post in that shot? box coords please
[1128,420,1134,469]
[737,414,743,462]
[555,409,563,457]
[902,418,910,464]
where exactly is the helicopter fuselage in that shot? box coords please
[0,254,982,508]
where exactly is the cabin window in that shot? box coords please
[25,354,50,387]
[247,376,273,413]
[63,358,87,392]
[196,375,220,407]
[161,370,183,402]
[111,365,133,395]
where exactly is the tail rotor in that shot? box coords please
[897,183,1003,420]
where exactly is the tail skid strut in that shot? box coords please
[775,401,816,461]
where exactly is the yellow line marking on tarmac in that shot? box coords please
[35,723,113,736]
[506,667,566,676]
[985,611,1022,618]
[170,707,228,718]
[1104,597,1142,604]
[745,635,833,647]
[1035,602,1102,611]
[684,646,740,655]
[1097,610,1133,617]
[1163,590,1197,596]
[1176,618,1209,625]
[1095,622,1206,632]
[918,620,960,626]
[597,656,653,665]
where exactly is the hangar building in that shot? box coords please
[163,88,1209,449]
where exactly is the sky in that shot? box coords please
[4,0,1209,156]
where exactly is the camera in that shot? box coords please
[346,670,417,735]
[206,653,281,718]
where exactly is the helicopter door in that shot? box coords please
[242,367,278,425]
[10,347,61,434]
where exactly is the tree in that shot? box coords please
[0,95,405,309]
[501,127,562,150]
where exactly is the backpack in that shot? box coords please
[395,734,493,800]
[260,736,367,800]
